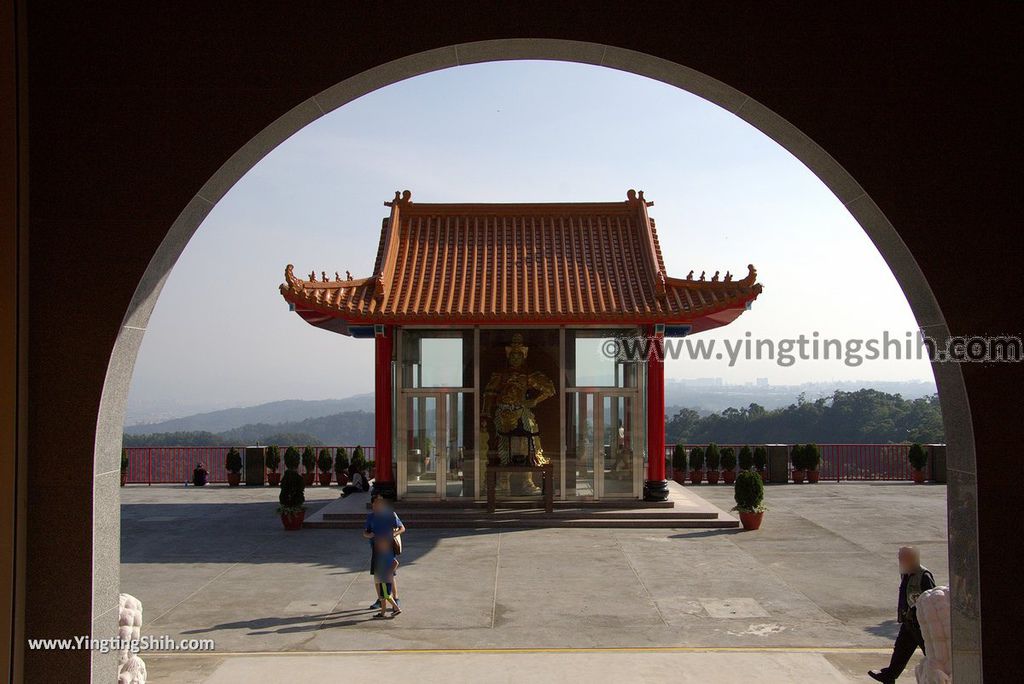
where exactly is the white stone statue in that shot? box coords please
[118,593,146,683]
[914,585,952,683]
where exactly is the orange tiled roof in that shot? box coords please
[280,190,762,333]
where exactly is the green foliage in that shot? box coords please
[688,446,705,471]
[351,445,367,472]
[122,431,225,447]
[671,444,687,470]
[265,445,281,470]
[753,446,767,470]
[803,443,822,471]
[317,448,332,472]
[664,390,944,445]
[789,443,805,469]
[301,446,316,471]
[277,468,305,513]
[120,448,129,473]
[704,443,721,470]
[733,470,766,513]
[738,445,754,470]
[283,446,301,470]
[334,446,350,473]
[225,447,242,474]
[908,442,928,470]
[720,447,737,471]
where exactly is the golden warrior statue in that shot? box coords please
[481,333,556,494]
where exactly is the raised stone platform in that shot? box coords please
[302,480,738,529]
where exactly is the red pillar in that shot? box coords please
[373,325,396,499]
[644,325,669,501]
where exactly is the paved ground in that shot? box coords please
[120,482,948,682]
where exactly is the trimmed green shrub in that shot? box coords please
[908,443,928,470]
[277,469,306,513]
[803,443,822,471]
[301,446,316,472]
[705,443,721,470]
[688,446,705,471]
[351,445,367,472]
[733,470,766,513]
[225,447,242,474]
[283,446,301,470]
[789,443,805,469]
[738,445,753,471]
[317,448,332,473]
[671,444,687,471]
[752,446,767,471]
[120,448,129,473]
[265,445,281,471]
[720,447,737,471]
[334,447,350,474]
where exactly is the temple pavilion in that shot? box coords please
[280,190,762,502]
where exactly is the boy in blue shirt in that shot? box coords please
[363,494,405,609]
[372,536,401,618]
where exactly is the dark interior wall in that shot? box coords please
[18,2,1021,680]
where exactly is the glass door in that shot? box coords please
[399,390,474,499]
[566,391,640,499]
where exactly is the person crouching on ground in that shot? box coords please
[372,536,401,619]
[192,462,208,487]
[363,494,406,610]
[869,545,935,683]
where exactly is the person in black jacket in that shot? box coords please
[192,462,208,487]
[869,546,935,683]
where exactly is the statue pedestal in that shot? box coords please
[486,464,554,513]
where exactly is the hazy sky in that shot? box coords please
[126,61,935,421]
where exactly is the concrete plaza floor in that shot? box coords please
[121,482,948,682]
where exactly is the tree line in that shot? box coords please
[666,389,943,445]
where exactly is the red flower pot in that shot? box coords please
[302,472,315,486]
[336,472,350,486]
[791,469,806,484]
[672,471,686,485]
[227,472,241,487]
[120,472,128,487]
[913,469,926,484]
[318,472,333,487]
[756,468,766,482]
[267,471,281,487]
[280,510,305,530]
[689,470,704,485]
[723,469,736,485]
[739,511,764,530]
[707,470,720,485]
[807,469,820,483]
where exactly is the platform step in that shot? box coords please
[323,509,718,521]
[304,517,738,529]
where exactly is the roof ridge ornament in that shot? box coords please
[385,189,412,207]
[626,188,654,207]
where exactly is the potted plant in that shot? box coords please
[334,446,350,486]
[732,469,766,530]
[688,446,704,485]
[671,444,687,484]
[753,445,768,481]
[317,448,333,486]
[120,448,129,487]
[225,447,242,486]
[284,445,301,472]
[277,464,306,530]
[790,444,806,484]
[804,443,822,483]
[300,446,317,486]
[721,447,737,484]
[738,445,753,472]
[705,443,721,484]
[351,445,368,476]
[265,445,281,486]
[908,442,928,483]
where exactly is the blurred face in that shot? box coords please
[898,547,920,573]
[371,496,383,512]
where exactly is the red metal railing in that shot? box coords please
[665,443,929,481]
[124,446,376,485]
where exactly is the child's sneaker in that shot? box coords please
[369,599,381,609]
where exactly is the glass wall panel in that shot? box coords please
[401,330,473,389]
[567,328,641,388]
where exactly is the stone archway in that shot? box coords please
[94,39,978,680]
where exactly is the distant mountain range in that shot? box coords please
[123,395,374,435]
